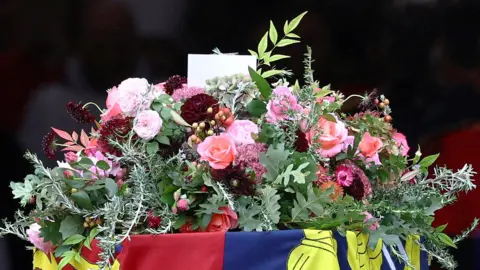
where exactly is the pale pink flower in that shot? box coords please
[133,110,163,140]
[26,223,54,253]
[266,86,302,123]
[306,115,348,158]
[104,78,153,118]
[392,132,410,156]
[226,120,259,145]
[362,211,379,231]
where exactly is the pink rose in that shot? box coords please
[266,86,302,123]
[64,152,78,164]
[317,96,335,104]
[362,212,379,231]
[104,78,153,117]
[392,132,410,156]
[359,132,383,158]
[26,223,54,253]
[177,199,189,211]
[306,115,348,158]
[225,120,259,145]
[197,135,237,169]
[133,110,163,140]
[206,206,238,232]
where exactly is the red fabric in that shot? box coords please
[117,233,225,270]
[432,126,480,234]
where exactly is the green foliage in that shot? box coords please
[248,66,272,99]
[84,227,100,250]
[259,143,291,182]
[10,175,38,206]
[291,185,329,221]
[71,190,93,210]
[274,163,310,185]
[59,215,84,240]
[246,99,267,117]
[261,186,281,224]
[40,220,62,245]
[63,234,86,245]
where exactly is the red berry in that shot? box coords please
[200,186,208,192]
[29,196,36,204]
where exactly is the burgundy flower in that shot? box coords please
[98,116,134,156]
[66,102,95,124]
[41,132,56,159]
[210,165,256,196]
[164,75,187,95]
[340,160,373,200]
[295,130,309,152]
[147,211,162,228]
[180,94,219,124]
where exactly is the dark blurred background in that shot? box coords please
[2,0,480,269]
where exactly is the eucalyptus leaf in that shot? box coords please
[248,49,258,57]
[419,154,439,168]
[156,135,171,145]
[286,33,301,38]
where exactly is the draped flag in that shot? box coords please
[33,230,429,270]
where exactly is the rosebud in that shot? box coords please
[177,199,190,211]
[116,179,124,188]
[28,196,36,204]
[64,152,78,164]
[200,186,208,192]
[63,170,74,179]
[173,189,181,201]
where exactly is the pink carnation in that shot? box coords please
[26,223,54,253]
[171,86,205,102]
[392,132,410,156]
[226,120,259,145]
[266,86,302,123]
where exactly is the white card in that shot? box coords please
[187,54,257,87]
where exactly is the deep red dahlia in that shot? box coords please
[180,94,219,124]
[210,165,256,196]
[164,75,187,95]
[66,102,95,124]
[41,132,56,159]
[295,130,309,152]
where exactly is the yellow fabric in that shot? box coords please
[287,230,340,270]
[346,231,383,270]
[404,235,421,270]
[33,249,120,270]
